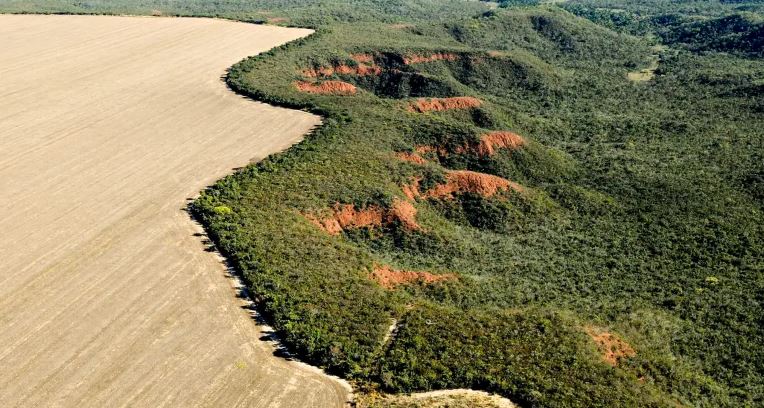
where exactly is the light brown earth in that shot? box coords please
[0,14,349,407]
[357,389,517,408]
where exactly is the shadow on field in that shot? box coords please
[183,202,297,362]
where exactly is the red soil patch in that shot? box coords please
[414,144,464,157]
[413,145,451,156]
[428,170,523,199]
[585,327,636,367]
[335,204,383,229]
[304,213,343,235]
[396,151,428,165]
[401,171,522,201]
[407,97,482,113]
[267,17,289,24]
[351,53,374,64]
[305,200,420,235]
[390,198,421,230]
[476,131,526,157]
[370,265,455,289]
[294,80,357,95]
[408,132,524,159]
[403,53,458,65]
[302,64,382,78]
[304,204,382,235]
[335,64,382,76]
[401,177,422,201]
[414,145,433,154]
[301,67,333,78]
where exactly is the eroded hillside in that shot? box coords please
[192,8,764,407]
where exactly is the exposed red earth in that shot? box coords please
[402,170,523,201]
[407,97,483,113]
[302,63,383,78]
[294,80,358,95]
[304,199,421,235]
[585,327,637,367]
[370,265,455,289]
[351,53,375,64]
[476,131,526,156]
[396,151,429,165]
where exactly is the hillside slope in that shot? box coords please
[191,8,764,407]
[4,0,760,406]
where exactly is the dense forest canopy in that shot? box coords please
[2,0,761,406]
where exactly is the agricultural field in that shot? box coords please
[0,14,348,408]
[1,0,762,407]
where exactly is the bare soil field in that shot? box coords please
[0,14,348,407]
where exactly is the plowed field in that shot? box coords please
[0,14,347,408]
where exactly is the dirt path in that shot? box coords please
[0,14,349,407]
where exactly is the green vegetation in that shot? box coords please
[193,7,763,406]
[0,0,488,26]
[564,0,764,56]
[4,0,762,406]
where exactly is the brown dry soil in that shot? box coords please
[0,14,350,408]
